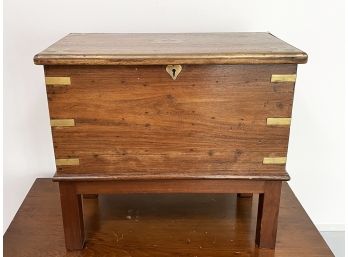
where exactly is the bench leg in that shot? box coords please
[255,181,282,249]
[59,182,85,250]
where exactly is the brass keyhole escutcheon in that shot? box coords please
[166,65,182,80]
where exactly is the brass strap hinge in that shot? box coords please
[263,157,287,165]
[266,118,291,126]
[271,74,296,83]
[45,77,71,86]
[50,119,75,127]
[56,158,80,166]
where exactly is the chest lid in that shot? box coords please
[34,32,307,65]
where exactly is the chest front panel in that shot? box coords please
[45,64,296,178]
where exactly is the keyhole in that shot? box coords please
[166,65,182,80]
[172,68,176,77]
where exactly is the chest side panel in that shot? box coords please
[45,64,296,179]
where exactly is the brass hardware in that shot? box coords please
[267,118,291,126]
[271,74,296,83]
[166,65,182,80]
[263,157,287,165]
[56,158,80,166]
[50,119,75,127]
[45,77,71,85]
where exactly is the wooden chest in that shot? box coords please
[34,33,307,250]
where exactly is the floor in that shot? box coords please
[321,231,345,257]
[4,179,335,257]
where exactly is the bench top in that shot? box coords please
[53,171,290,182]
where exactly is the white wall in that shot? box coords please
[4,0,345,232]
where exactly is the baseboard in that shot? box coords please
[316,224,345,231]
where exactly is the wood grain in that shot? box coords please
[4,179,334,257]
[34,33,308,65]
[44,64,296,181]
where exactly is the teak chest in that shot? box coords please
[34,32,307,250]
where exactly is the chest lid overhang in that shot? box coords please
[34,32,307,65]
